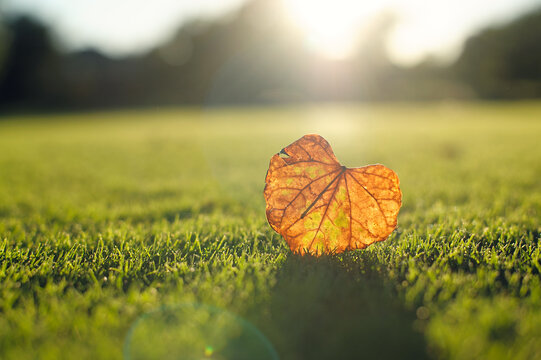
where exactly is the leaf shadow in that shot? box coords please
[256,253,430,360]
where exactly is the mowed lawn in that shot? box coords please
[0,103,540,360]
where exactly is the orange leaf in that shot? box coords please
[264,134,402,255]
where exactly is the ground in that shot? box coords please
[0,102,540,359]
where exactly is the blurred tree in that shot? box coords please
[454,7,541,99]
[0,17,61,108]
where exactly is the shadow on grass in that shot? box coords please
[257,253,430,360]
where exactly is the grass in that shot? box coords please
[0,102,540,359]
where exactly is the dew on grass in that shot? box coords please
[124,303,278,360]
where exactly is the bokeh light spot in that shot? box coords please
[204,345,214,357]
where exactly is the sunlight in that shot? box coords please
[283,0,391,60]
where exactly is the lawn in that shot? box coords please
[0,102,540,359]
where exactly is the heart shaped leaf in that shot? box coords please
[264,134,402,255]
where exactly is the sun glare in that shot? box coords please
[283,0,390,60]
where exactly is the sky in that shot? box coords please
[1,0,540,65]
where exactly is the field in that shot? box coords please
[0,102,540,359]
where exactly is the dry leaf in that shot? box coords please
[264,134,402,255]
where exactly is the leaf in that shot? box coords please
[264,134,402,255]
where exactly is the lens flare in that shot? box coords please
[124,303,278,360]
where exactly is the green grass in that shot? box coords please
[0,102,540,359]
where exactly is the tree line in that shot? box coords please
[0,0,540,111]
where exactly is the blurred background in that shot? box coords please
[0,0,541,111]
